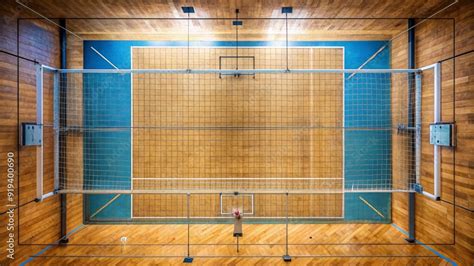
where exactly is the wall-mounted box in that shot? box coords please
[429,123,455,147]
[21,123,42,146]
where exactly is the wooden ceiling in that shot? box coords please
[65,18,407,41]
[24,0,452,19]
[19,0,454,40]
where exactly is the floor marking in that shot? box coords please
[391,223,457,266]
[31,254,440,259]
[20,224,86,265]
[90,194,122,219]
[359,196,385,218]
[19,245,52,266]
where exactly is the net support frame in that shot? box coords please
[35,63,44,201]
[33,64,444,201]
[415,72,422,186]
[35,64,59,201]
[418,62,442,201]
[56,68,420,74]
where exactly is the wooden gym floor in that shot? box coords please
[17,223,447,265]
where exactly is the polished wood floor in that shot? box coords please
[16,224,446,265]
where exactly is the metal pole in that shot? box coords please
[58,18,69,244]
[417,63,441,202]
[236,9,239,70]
[285,12,289,71]
[415,73,422,186]
[187,12,190,71]
[187,193,190,256]
[406,18,416,243]
[286,193,288,253]
[35,63,44,202]
[236,234,239,253]
[432,62,441,200]
[283,192,291,261]
[183,192,193,263]
[53,71,59,192]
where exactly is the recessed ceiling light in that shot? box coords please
[181,6,195,13]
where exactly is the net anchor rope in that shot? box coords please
[284,8,290,71]
[235,9,240,71]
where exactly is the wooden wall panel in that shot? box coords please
[0,51,20,264]
[16,17,62,246]
[0,0,82,264]
[18,18,60,202]
[0,53,18,213]
[414,17,454,243]
[0,1,21,54]
[0,1,60,264]
[0,2,22,263]
[454,53,473,210]
[391,0,474,264]
[417,20,455,203]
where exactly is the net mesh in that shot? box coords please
[54,47,417,219]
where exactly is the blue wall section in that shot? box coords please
[83,44,132,220]
[343,44,391,222]
[83,40,391,222]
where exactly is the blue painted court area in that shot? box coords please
[83,40,391,222]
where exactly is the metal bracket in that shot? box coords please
[397,123,415,134]
[430,123,455,147]
[21,123,42,146]
[413,183,423,194]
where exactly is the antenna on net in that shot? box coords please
[182,6,195,72]
[181,11,195,263]
[282,7,293,72]
[233,9,243,78]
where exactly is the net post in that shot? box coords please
[417,62,442,201]
[415,72,422,186]
[283,192,291,262]
[53,70,60,192]
[183,192,193,263]
[236,233,239,253]
[415,63,442,201]
[407,71,422,243]
[35,63,44,202]
[406,18,417,243]
[58,18,69,244]
[432,62,441,200]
